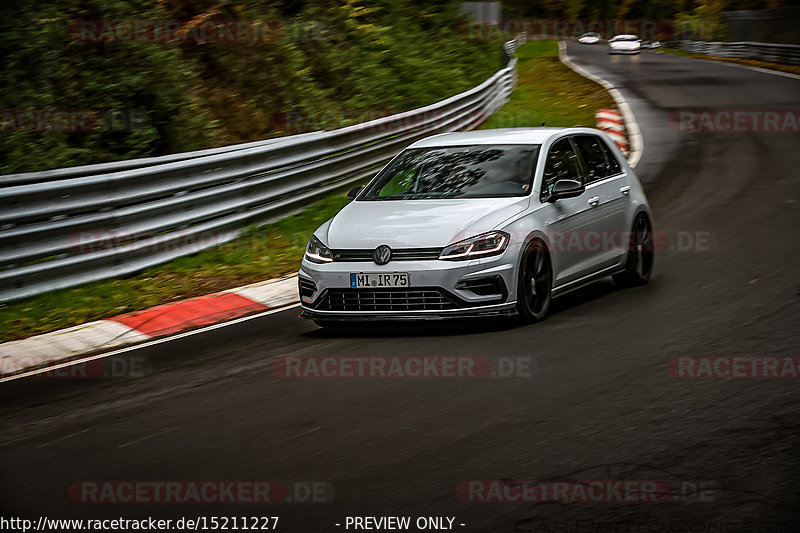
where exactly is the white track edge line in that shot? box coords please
[558,41,644,169]
[0,303,301,383]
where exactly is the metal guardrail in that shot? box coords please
[668,40,800,66]
[0,133,324,187]
[0,34,526,303]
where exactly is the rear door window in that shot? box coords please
[573,135,612,183]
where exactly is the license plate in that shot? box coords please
[350,272,410,288]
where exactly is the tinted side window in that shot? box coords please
[541,138,583,199]
[598,138,622,175]
[573,135,612,183]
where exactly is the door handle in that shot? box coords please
[620,185,631,195]
[588,196,600,206]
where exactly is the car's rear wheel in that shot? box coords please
[613,213,654,287]
[516,239,552,323]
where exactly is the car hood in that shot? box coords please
[324,197,530,249]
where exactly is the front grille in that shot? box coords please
[315,288,459,312]
[332,248,442,262]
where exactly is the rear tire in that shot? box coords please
[613,213,654,287]
[515,239,552,323]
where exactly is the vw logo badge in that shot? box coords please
[373,245,392,265]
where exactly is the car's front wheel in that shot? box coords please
[516,239,552,323]
[613,213,654,287]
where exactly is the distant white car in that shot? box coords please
[609,34,641,54]
[578,32,602,44]
[299,128,654,327]
[641,40,661,49]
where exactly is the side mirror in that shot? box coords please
[347,185,364,200]
[545,179,584,202]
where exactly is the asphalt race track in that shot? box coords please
[2,43,800,531]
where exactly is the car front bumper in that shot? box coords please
[298,252,519,321]
[299,302,518,321]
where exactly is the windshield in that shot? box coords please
[359,144,540,200]
[610,35,639,42]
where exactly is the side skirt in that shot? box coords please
[551,264,626,298]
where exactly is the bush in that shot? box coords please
[0,0,499,174]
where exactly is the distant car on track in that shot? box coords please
[640,40,661,49]
[608,34,641,54]
[298,128,653,327]
[577,32,602,44]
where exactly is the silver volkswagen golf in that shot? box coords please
[298,128,653,327]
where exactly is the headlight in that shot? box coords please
[439,231,510,261]
[305,235,334,263]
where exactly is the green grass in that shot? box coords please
[481,41,615,129]
[0,41,620,343]
[0,194,350,342]
[657,47,695,58]
[514,40,559,60]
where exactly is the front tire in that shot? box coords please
[516,239,552,323]
[613,213,654,287]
